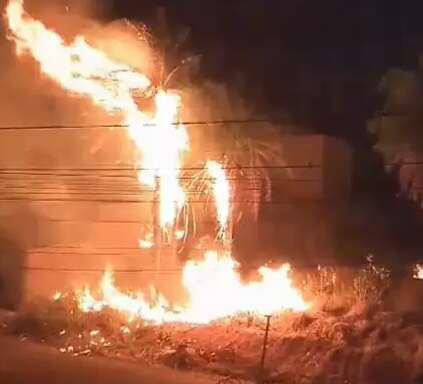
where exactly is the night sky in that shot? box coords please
[106,1,423,264]
[108,0,423,141]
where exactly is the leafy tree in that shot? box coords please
[369,58,423,159]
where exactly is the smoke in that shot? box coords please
[0,0,158,307]
[0,0,156,126]
[0,0,163,168]
[176,80,308,265]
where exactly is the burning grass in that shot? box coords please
[3,263,423,384]
[4,2,423,382]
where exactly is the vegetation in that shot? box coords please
[2,259,422,384]
[369,55,423,159]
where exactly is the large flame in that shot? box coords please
[5,0,187,229]
[206,161,230,238]
[78,251,308,324]
[6,0,309,325]
[78,267,175,323]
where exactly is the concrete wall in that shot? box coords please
[234,135,352,265]
[0,129,352,303]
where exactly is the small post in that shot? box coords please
[258,314,272,384]
[153,175,162,283]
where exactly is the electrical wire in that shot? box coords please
[0,197,324,203]
[0,118,293,131]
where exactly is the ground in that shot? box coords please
[2,264,423,384]
[0,334,217,384]
[2,298,423,384]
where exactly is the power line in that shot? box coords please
[0,112,419,131]
[0,189,268,197]
[22,266,182,273]
[0,197,322,204]
[0,118,288,131]
[0,160,421,174]
[0,172,319,180]
[21,261,399,273]
[0,163,320,172]
[0,177,320,184]
[0,180,320,189]
[0,113,418,132]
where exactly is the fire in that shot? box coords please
[52,291,63,301]
[139,233,154,249]
[5,0,187,230]
[6,0,310,325]
[207,161,230,238]
[413,264,423,279]
[78,267,177,322]
[77,251,308,324]
[179,251,308,322]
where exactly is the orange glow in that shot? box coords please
[206,161,230,239]
[414,264,423,280]
[52,291,63,301]
[6,0,310,325]
[77,267,178,323]
[5,0,187,230]
[139,233,154,249]
[77,252,308,324]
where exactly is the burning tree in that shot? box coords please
[4,0,308,324]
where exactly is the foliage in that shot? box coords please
[181,82,299,229]
[369,58,423,157]
[353,255,391,303]
[126,8,201,89]
[126,13,300,249]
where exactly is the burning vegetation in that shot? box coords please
[4,0,308,323]
[3,260,423,383]
[76,253,308,324]
[4,1,423,384]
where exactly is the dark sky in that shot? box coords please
[109,0,423,140]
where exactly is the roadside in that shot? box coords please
[0,335,220,384]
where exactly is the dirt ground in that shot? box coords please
[0,334,218,384]
[2,297,423,384]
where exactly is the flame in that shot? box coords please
[52,291,63,301]
[6,0,310,325]
[414,264,423,279]
[139,233,154,249]
[207,161,230,238]
[78,267,177,323]
[77,252,308,324]
[5,0,187,229]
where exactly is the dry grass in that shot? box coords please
[2,260,423,384]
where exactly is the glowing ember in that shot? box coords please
[52,291,63,301]
[414,264,423,280]
[139,233,154,249]
[77,251,308,324]
[120,326,131,334]
[5,0,187,230]
[207,161,231,238]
